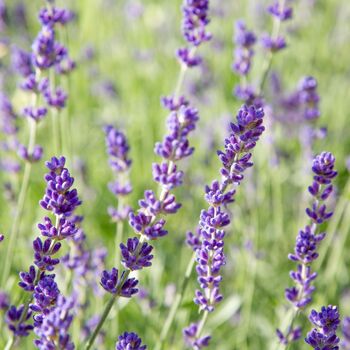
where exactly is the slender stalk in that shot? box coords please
[258,0,285,93]
[1,108,38,288]
[4,335,14,350]
[49,69,61,154]
[155,252,196,350]
[195,310,209,340]
[84,270,131,350]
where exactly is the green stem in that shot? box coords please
[155,252,196,350]
[84,269,131,350]
[1,117,37,288]
[50,69,61,155]
[258,0,285,93]
[4,335,15,350]
[195,310,209,340]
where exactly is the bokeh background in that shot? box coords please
[1,0,350,349]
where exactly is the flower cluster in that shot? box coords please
[177,0,211,67]
[299,76,320,120]
[271,75,320,124]
[34,295,75,350]
[305,305,340,349]
[184,104,265,348]
[104,125,133,222]
[115,331,147,350]
[233,20,256,76]
[6,156,80,340]
[278,152,337,344]
[262,0,293,53]
[11,2,75,162]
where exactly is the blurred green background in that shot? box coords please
[1,0,350,349]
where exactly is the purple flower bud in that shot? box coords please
[261,34,286,52]
[120,237,154,271]
[115,332,147,350]
[11,46,33,77]
[18,144,43,163]
[6,305,34,337]
[100,268,138,296]
[183,323,211,349]
[22,106,47,121]
[268,2,293,21]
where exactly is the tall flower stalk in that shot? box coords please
[104,125,133,267]
[4,156,81,349]
[276,152,338,348]
[84,1,212,348]
[1,1,75,288]
[183,104,265,349]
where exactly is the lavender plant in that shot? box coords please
[182,104,265,348]
[277,152,338,346]
[4,156,80,349]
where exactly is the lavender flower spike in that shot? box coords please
[104,125,133,222]
[6,156,80,343]
[177,0,211,67]
[184,104,265,348]
[277,152,338,346]
[305,305,340,349]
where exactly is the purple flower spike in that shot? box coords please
[40,156,82,216]
[280,154,338,345]
[0,234,4,243]
[181,0,211,46]
[299,76,320,120]
[120,237,154,271]
[305,306,340,349]
[100,268,138,297]
[115,332,147,350]
[185,104,265,346]
[233,21,256,76]
[177,0,211,68]
[104,125,132,172]
[104,125,133,221]
[6,305,34,337]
